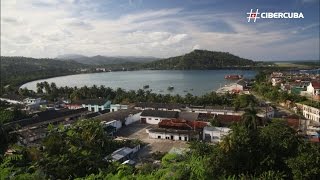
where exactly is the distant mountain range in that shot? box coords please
[56,54,159,65]
[140,50,256,70]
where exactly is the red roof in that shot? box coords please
[311,81,320,89]
[216,115,242,125]
[158,119,208,130]
[310,137,320,143]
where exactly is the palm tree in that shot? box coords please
[241,104,259,130]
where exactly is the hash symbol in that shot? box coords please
[247,9,260,22]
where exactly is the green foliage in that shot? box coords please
[253,75,307,103]
[3,116,319,180]
[0,56,86,94]
[233,94,257,110]
[31,82,238,106]
[39,120,122,179]
[0,107,28,124]
[286,142,320,179]
[140,50,256,70]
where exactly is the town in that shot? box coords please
[1,70,319,168]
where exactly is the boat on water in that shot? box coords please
[167,86,174,90]
[143,85,149,89]
[224,74,243,80]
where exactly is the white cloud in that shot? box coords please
[0,0,318,60]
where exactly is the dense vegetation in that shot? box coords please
[0,56,86,94]
[1,115,319,179]
[57,54,158,65]
[140,50,256,70]
[253,71,308,103]
[30,81,249,106]
[0,101,28,124]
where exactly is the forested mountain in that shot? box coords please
[0,56,86,90]
[56,54,158,65]
[140,50,256,70]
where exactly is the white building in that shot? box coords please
[299,104,320,123]
[147,128,198,141]
[203,126,231,143]
[110,104,128,112]
[23,98,43,105]
[135,102,185,112]
[185,106,244,116]
[125,112,142,125]
[0,97,23,104]
[140,110,179,124]
[307,81,320,96]
[271,78,282,86]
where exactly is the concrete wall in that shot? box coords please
[141,116,167,124]
[148,131,191,141]
[125,112,141,125]
[83,104,105,112]
[203,127,231,143]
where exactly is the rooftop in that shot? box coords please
[135,102,186,109]
[111,147,133,161]
[158,119,208,130]
[95,109,141,123]
[72,99,109,106]
[148,127,199,135]
[178,112,199,121]
[216,114,242,126]
[311,81,320,89]
[140,110,179,118]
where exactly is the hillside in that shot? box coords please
[0,56,86,90]
[140,50,256,70]
[56,54,158,65]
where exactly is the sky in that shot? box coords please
[1,0,319,61]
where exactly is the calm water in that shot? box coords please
[21,70,256,96]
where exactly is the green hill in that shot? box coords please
[141,50,256,70]
[0,56,86,91]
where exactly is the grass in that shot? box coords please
[274,62,310,68]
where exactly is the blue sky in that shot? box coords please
[1,0,319,60]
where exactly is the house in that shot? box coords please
[7,108,89,145]
[67,99,128,113]
[140,110,179,124]
[71,99,111,112]
[101,120,122,135]
[107,145,140,163]
[283,114,308,133]
[307,81,320,96]
[257,106,275,119]
[147,128,198,141]
[203,126,231,143]
[23,98,42,105]
[95,109,142,126]
[297,103,320,123]
[135,102,186,112]
[147,119,208,141]
[215,114,242,126]
[271,77,283,86]
[185,106,244,116]
[178,112,199,121]
[158,119,208,131]
[0,94,24,104]
[110,104,128,112]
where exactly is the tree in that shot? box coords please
[241,105,260,130]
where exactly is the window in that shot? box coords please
[184,137,188,141]
[158,136,161,139]
[148,118,152,120]
[155,119,158,120]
